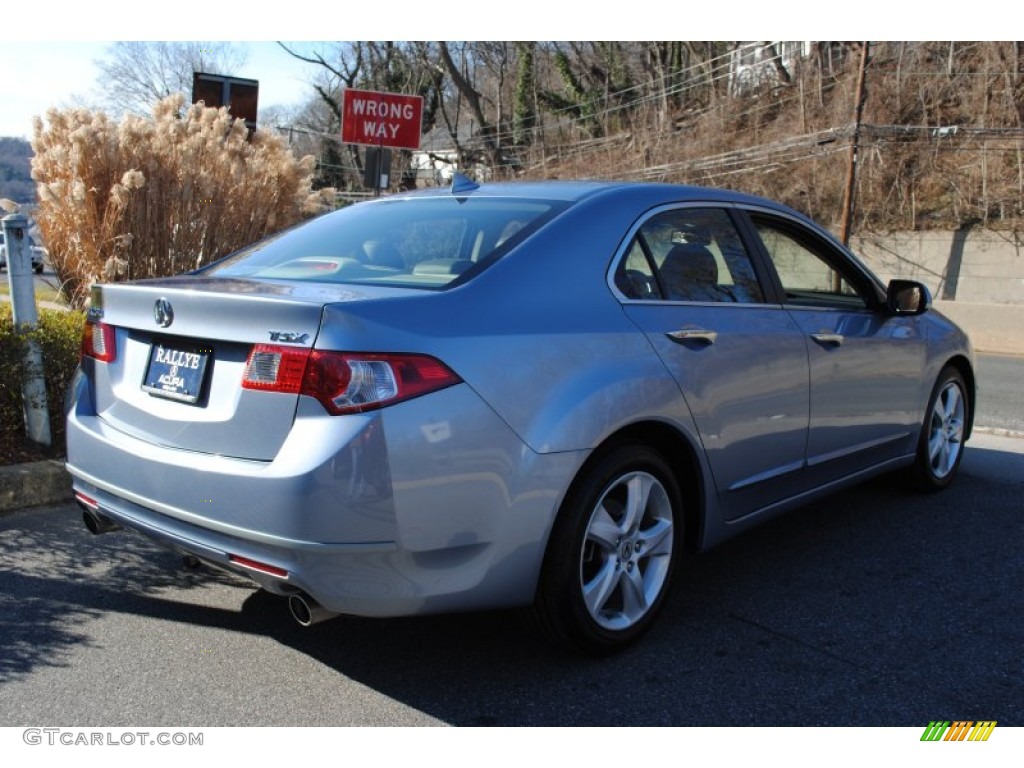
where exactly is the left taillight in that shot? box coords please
[81,320,116,363]
[242,344,461,415]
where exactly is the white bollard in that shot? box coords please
[3,213,51,447]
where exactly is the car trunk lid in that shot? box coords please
[83,277,404,460]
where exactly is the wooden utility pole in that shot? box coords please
[839,42,871,247]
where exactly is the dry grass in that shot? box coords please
[31,95,334,308]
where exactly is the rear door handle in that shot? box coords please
[666,329,718,345]
[810,332,844,347]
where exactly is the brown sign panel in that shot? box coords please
[192,72,259,132]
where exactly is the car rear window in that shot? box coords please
[204,196,566,289]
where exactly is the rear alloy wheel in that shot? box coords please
[534,446,681,655]
[913,366,968,491]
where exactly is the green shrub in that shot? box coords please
[1,303,84,456]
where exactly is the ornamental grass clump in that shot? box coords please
[32,95,334,308]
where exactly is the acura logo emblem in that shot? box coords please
[154,298,174,328]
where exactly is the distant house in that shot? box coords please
[728,42,846,95]
[409,124,494,187]
[410,147,458,186]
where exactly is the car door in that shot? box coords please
[613,205,810,521]
[744,210,927,484]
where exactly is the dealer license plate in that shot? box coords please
[142,342,210,404]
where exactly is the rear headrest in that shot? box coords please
[662,243,718,284]
[673,223,712,247]
[362,240,405,269]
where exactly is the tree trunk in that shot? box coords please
[438,41,499,165]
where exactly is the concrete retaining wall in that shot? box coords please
[848,230,1024,355]
[851,229,1024,304]
[931,301,1024,357]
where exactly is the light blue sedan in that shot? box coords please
[66,178,974,654]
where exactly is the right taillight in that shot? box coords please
[81,320,116,363]
[242,345,460,415]
[241,345,308,393]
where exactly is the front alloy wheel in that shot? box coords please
[534,445,681,655]
[913,366,968,490]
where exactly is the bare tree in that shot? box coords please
[279,42,450,189]
[437,41,500,164]
[95,42,248,116]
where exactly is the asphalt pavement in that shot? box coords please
[976,353,1024,435]
[0,432,1021,727]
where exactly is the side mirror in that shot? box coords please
[886,279,931,316]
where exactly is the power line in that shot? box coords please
[270,41,1024,207]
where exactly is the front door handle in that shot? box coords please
[810,332,844,347]
[666,329,718,345]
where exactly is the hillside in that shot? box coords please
[289,42,1022,234]
[500,42,1024,233]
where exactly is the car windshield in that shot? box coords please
[205,196,566,289]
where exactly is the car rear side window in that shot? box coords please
[614,207,765,303]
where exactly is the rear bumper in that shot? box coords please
[69,473,415,615]
[65,379,582,617]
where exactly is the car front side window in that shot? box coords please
[751,215,874,310]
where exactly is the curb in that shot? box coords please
[974,426,1024,439]
[0,460,72,515]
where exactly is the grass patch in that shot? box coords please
[0,279,66,305]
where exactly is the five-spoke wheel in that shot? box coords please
[913,366,969,490]
[579,470,674,631]
[534,445,681,655]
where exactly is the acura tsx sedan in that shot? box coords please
[66,178,974,654]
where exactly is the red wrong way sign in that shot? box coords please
[341,88,423,150]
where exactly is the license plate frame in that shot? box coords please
[141,341,210,404]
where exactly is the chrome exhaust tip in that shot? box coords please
[81,508,122,535]
[288,593,339,627]
[77,494,121,535]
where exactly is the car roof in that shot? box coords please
[386,178,799,214]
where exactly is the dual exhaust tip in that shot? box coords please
[288,593,339,627]
[76,493,122,535]
[76,492,337,628]
[82,509,122,535]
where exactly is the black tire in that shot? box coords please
[533,445,682,655]
[911,366,968,491]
